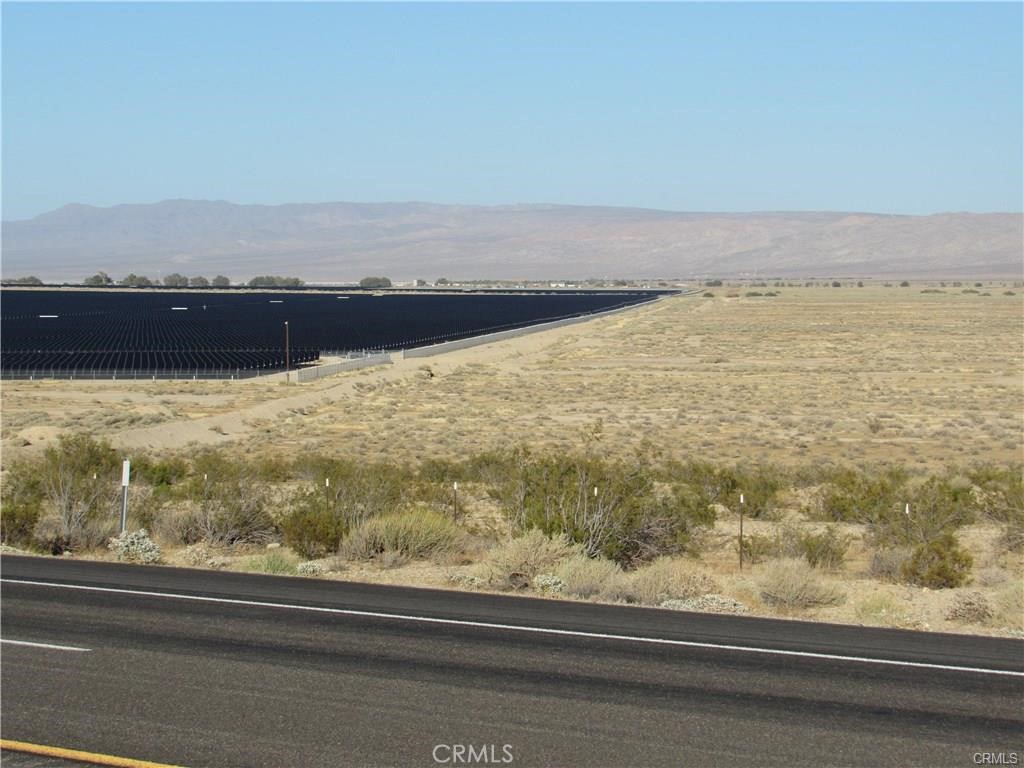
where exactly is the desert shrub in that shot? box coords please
[604,557,718,606]
[553,553,623,598]
[0,459,44,547]
[869,547,912,582]
[296,561,326,576]
[108,528,162,564]
[759,558,845,609]
[33,511,117,554]
[477,529,577,589]
[131,455,188,487]
[344,509,464,562]
[280,491,347,559]
[868,476,975,548]
[182,543,227,569]
[250,454,295,482]
[28,434,123,553]
[240,549,299,575]
[899,533,972,588]
[669,460,785,520]
[489,449,715,567]
[179,452,276,545]
[965,465,1024,526]
[289,455,410,531]
[816,466,908,523]
[738,533,777,565]
[533,574,568,594]
[738,525,848,570]
[944,591,992,623]
[798,526,851,570]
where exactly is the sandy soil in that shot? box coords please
[4,286,1020,470]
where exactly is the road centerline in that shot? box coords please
[4,577,1021,677]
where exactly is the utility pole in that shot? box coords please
[284,321,290,382]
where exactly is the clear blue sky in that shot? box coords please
[2,2,1021,220]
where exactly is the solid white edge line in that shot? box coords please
[4,578,1022,678]
[1,638,91,652]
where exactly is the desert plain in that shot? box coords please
[2,283,1022,636]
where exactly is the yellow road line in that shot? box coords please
[0,739,186,768]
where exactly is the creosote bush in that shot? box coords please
[739,525,849,570]
[281,495,347,559]
[899,533,973,589]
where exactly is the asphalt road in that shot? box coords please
[2,555,1021,768]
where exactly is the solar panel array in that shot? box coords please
[1,289,662,377]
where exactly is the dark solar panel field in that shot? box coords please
[0,289,662,378]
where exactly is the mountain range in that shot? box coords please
[2,200,1021,281]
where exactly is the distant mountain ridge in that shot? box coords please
[2,199,1021,281]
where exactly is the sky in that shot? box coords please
[2,2,1022,220]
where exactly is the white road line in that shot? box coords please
[1,639,91,652]
[4,578,1022,678]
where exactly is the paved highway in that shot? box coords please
[2,555,1021,767]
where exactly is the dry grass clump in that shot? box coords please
[475,529,578,589]
[869,547,913,582]
[239,549,300,575]
[552,553,623,598]
[853,593,916,628]
[759,558,846,609]
[601,557,718,606]
[344,509,465,562]
[992,579,1024,630]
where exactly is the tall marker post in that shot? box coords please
[738,492,745,571]
[453,482,459,522]
[284,321,291,383]
[120,459,131,534]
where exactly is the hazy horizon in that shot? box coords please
[6,196,1023,225]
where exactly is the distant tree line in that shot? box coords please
[358,276,392,289]
[81,272,232,287]
[247,276,304,287]
[4,276,44,285]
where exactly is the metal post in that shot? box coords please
[120,460,131,534]
[738,492,745,571]
[285,321,290,382]
[453,482,459,522]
